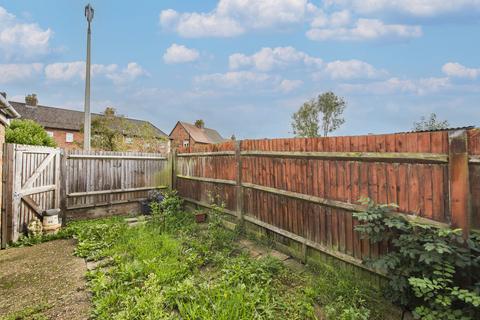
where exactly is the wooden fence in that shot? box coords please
[1,145,171,246]
[65,150,170,211]
[175,128,479,269]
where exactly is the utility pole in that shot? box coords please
[83,4,94,150]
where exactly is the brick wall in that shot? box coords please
[45,128,83,150]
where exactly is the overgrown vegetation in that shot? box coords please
[6,119,56,147]
[353,198,480,319]
[9,191,396,319]
[69,192,315,319]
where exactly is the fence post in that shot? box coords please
[1,143,10,248]
[59,149,67,226]
[235,140,244,222]
[172,149,177,190]
[448,129,471,238]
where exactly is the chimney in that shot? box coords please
[25,93,38,107]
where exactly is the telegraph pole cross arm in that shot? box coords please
[83,3,94,150]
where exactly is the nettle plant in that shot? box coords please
[353,198,480,320]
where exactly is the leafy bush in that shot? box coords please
[6,119,56,147]
[353,198,480,319]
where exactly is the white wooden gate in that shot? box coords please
[1,144,61,244]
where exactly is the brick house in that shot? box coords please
[10,97,170,154]
[169,121,225,151]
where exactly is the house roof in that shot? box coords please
[10,101,168,137]
[0,95,20,121]
[171,121,225,144]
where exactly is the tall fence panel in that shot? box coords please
[65,150,171,213]
[175,129,477,270]
[469,129,480,229]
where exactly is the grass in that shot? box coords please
[70,212,316,319]
[9,193,396,319]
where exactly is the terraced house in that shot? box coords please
[10,96,170,154]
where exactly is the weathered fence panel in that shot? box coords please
[175,129,477,269]
[65,150,171,214]
[1,144,61,245]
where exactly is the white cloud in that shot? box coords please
[159,0,314,38]
[311,10,351,28]
[0,6,52,60]
[278,79,303,92]
[105,62,148,85]
[195,71,304,94]
[229,46,322,71]
[195,71,274,88]
[45,61,147,84]
[442,62,480,79]
[163,44,199,64]
[0,63,43,84]
[325,0,480,17]
[44,61,85,81]
[340,77,450,95]
[323,59,387,80]
[307,18,422,41]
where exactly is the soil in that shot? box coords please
[0,239,90,320]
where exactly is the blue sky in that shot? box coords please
[0,1,479,139]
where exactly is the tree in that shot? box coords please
[90,107,128,151]
[194,119,205,128]
[291,102,320,137]
[89,107,165,152]
[292,91,346,137]
[413,113,449,131]
[6,119,56,147]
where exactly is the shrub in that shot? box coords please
[6,119,56,147]
[353,198,480,319]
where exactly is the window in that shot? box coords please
[125,137,133,144]
[65,133,74,143]
[46,131,54,138]
[183,140,189,147]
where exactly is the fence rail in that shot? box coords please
[175,128,479,270]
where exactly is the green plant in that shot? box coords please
[324,296,371,320]
[413,113,449,131]
[353,198,480,319]
[6,119,56,147]
[150,189,193,233]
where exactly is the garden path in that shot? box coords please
[0,239,90,319]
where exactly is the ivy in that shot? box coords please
[353,198,480,319]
